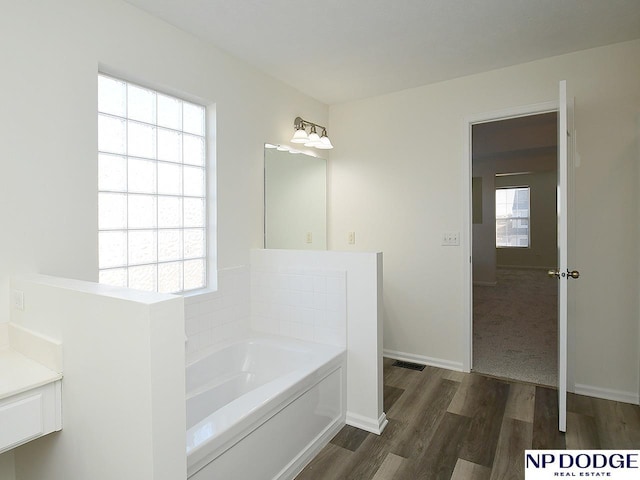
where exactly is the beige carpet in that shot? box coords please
[473,268,557,386]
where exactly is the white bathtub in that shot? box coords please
[186,336,346,479]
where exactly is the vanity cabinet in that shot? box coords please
[0,349,62,454]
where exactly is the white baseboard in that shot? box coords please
[384,349,639,405]
[345,411,388,435]
[383,349,464,372]
[473,281,497,286]
[573,384,639,405]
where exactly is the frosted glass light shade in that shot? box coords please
[291,128,309,143]
[304,131,321,147]
[316,135,334,149]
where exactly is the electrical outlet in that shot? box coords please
[306,232,313,244]
[348,232,356,245]
[12,290,24,311]
[442,232,460,246]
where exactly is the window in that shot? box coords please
[98,74,207,293]
[496,187,530,248]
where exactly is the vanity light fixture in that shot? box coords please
[316,128,334,150]
[304,125,321,147]
[290,116,334,150]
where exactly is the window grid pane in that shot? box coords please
[98,74,207,293]
[496,187,530,248]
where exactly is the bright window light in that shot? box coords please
[496,187,530,248]
[98,74,207,293]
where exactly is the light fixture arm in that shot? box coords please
[294,116,327,134]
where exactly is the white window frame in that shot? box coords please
[98,73,208,293]
[495,186,530,248]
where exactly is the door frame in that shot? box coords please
[462,101,559,373]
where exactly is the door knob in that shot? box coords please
[548,269,580,279]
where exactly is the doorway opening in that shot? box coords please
[471,112,558,386]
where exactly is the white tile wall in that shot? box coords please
[251,267,347,347]
[184,266,250,363]
[184,264,347,363]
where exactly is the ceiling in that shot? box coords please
[473,112,557,160]
[124,0,640,105]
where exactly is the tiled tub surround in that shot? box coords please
[184,248,384,447]
[251,268,347,347]
[184,266,250,363]
[185,265,346,364]
[250,249,385,435]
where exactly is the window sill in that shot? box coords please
[182,287,218,298]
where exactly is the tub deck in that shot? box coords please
[186,335,346,479]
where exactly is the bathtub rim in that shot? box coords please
[186,334,346,477]
[186,332,344,369]
[185,334,320,404]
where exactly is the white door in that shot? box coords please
[553,79,578,432]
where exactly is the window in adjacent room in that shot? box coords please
[98,74,207,293]
[495,186,530,248]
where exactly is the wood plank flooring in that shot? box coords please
[296,358,640,480]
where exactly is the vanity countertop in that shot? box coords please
[0,347,62,401]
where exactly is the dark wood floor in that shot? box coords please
[296,358,640,480]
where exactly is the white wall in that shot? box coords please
[329,39,640,400]
[0,0,329,473]
[472,168,497,285]
[472,156,557,283]
[0,0,328,325]
[10,274,185,480]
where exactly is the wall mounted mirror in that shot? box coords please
[264,145,327,250]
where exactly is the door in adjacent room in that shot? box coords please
[471,111,559,388]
